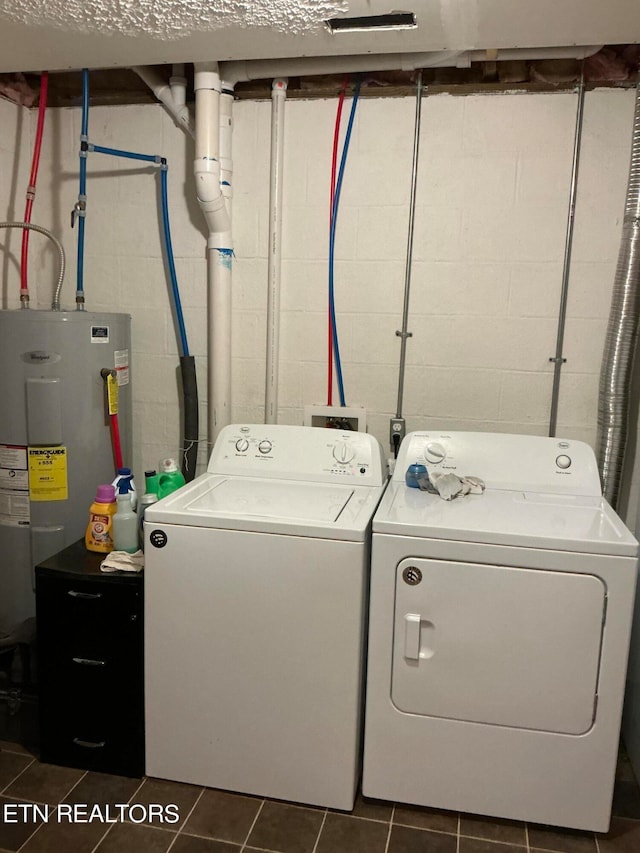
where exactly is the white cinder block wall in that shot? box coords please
[0,87,635,481]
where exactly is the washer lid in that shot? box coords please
[146,474,385,541]
[190,478,354,522]
[373,482,638,556]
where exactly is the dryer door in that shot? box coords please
[391,558,606,734]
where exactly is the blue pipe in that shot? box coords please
[90,144,160,164]
[81,69,89,137]
[160,166,189,357]
[87,143,190,357]
[76,69,90,299]
[329,79,361,407]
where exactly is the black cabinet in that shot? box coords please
[36,540,144,777]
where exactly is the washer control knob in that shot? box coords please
[258,440,272,454]
[333,441,355,465]
[424,442,446,464]
[235,438,249,453]
[556,454,572,470]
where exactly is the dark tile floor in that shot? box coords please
[1,738,640,853]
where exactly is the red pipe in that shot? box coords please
[110,413,124,472]
[20,71,49,304]
[327,77,348,406]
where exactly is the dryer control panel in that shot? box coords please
[208,424,387,486]
[396,431,602,496]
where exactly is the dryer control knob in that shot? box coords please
[333,441,355,465]
[258,440,273,454]
[424,442,446,464]
[235,438,249,453]
[556,454,572,470]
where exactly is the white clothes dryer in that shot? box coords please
[144,424,386,811]
[362,431,638,832]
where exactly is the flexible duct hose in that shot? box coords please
[597,75,640,506]
[0,222,66,310]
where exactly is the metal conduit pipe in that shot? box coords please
[597,74,640,507]
[548,74,585,438]
[395,72,424,425]
[265,78,288,425]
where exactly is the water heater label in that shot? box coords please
[0,444,27,471]
[114,349,130,386]
[91,326,109,343]
[28,447,68,502]
[0,489,30,526]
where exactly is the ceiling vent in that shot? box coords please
[326,11,417,34]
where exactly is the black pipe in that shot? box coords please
[180,355,199,482]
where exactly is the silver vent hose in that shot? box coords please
[597,75,640,506]
[0,222,66,311]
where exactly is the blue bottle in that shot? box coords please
[405,463,428,489]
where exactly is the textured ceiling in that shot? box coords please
[0,0,348,39]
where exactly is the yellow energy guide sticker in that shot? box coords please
[28,447,68,501]
[107,372,119,415]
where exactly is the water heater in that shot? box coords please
[0,309,132,638]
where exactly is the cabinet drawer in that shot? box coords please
[40,716,144,777]
[36,575,141,657]
[35,552,144,778]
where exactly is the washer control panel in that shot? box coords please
[396,431,602,496]
[209,424,386,486]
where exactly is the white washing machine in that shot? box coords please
[144,423,386,811]
[363,431,638,832]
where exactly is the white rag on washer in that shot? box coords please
[417,471,485,501]
[100,550,145,573]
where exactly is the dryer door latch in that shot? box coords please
[404,613,421,661]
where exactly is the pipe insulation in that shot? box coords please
[265,78,287,425]
[597,75,640,507]
[180,355,199,482]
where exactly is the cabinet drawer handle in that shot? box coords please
[68,590,102,600]
[73,738,106,749]
[72,657,106,667]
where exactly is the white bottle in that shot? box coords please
[113,491,139,554]
[112,467,137,510]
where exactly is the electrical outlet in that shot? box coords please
[390,417,406,448]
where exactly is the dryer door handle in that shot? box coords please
[404,613,421,661]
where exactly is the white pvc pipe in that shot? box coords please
[220,51,464,86]
[467,45,601,62]
[265,78,288,425]
[194,62,233,444]
[207,247,233,440]
[132,65,194,138]
[219,86,234,220]
[219,45,602,85]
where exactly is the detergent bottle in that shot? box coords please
[158,458,186,499]
[144,469,160,495]
[112,467,137,510]
[85,484,117,553]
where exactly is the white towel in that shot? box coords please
[100,550,145,573]
[418,471,485,501]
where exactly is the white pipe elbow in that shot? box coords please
[195,170,231,236]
